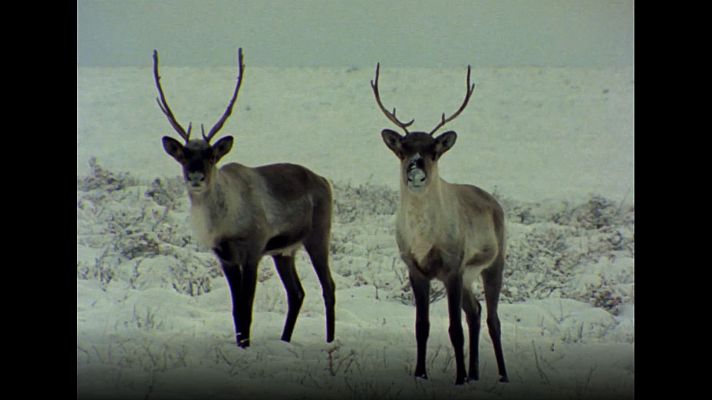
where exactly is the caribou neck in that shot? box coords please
[186,168,247,248]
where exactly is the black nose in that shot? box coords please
[408,158,425,171]
[188,172,205,184]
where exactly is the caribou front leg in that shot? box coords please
[237,259,259,348]
[215,240,259,348]
[409,272,430,379]
[222,264,247,347]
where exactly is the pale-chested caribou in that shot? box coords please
[371,63,508,384]
[154,48,335,348]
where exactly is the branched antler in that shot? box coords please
[153,50,192,142]
[371,63,414,134]
[428,66,475,135]
[203,48,245,143]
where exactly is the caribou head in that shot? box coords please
[371,63,475,194]
[154,48,245,194]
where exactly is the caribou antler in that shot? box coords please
[428,66,475,135]
[371,63,414,134]
[153,50,192,142]
[203,48,245,143]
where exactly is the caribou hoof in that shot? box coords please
[466,375,479,383]
[414,372,428,380]
[236,336,250,348]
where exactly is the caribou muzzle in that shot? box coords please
[187,171,207,192]
[406,154,427,190]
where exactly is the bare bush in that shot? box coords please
[332,182,398,223]
[77,159,634,313]
[77,157,139,192]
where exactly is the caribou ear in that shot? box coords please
[212,136,234,161]
[381,129,404,157]
[162,136,185,163]
[434,131,457,157]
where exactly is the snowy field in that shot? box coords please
[77,65,634,399]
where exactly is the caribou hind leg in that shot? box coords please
[482,256,509,382]
[303,235,336,342]
[461,286,482,382]
[302,183,336,343]
[273,255,305,342]
[444,274,467,385]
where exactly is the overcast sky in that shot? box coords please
[77,0,634,68]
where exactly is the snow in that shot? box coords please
[77,65,634,399]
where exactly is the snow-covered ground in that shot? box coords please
[77,65,634,399]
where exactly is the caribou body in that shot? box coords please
[154,49,335,348]
[372,63,508,384]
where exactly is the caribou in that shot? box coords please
[371,63,509,384]
[154,48,335,348]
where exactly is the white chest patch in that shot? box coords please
[401,206,439,265]
[190,206,216,248]
[187,179,249,249]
